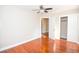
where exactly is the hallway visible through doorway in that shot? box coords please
[41,18,49,52]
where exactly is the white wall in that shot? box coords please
[78,14,79,42]
[67,14,78,43]
[49,15,60,39]
[49,16,55,39]
[0,6,41,51]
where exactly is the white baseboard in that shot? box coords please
[50,38,79,44]
[0,35,41,52]
[67,40,79,44]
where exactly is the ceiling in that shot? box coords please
[19,5,79,12]
[0,5,78,13]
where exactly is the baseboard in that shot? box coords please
[0,35,41,52]
[50,38,79,44]
[67,40,79,44]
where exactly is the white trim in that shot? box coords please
[67,40,79,44]
[0,35,41,52]
[50,37,79,44]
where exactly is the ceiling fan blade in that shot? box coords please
[44,10,48,13]
[45,8,52,10]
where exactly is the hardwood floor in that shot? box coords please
[0,35,79,53]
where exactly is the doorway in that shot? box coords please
[41,18,49,52]
[41,18,49,37]
[60,16,68,40]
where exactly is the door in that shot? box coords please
[60,17,68,40]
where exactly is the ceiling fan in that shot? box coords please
[33,5,53,13]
